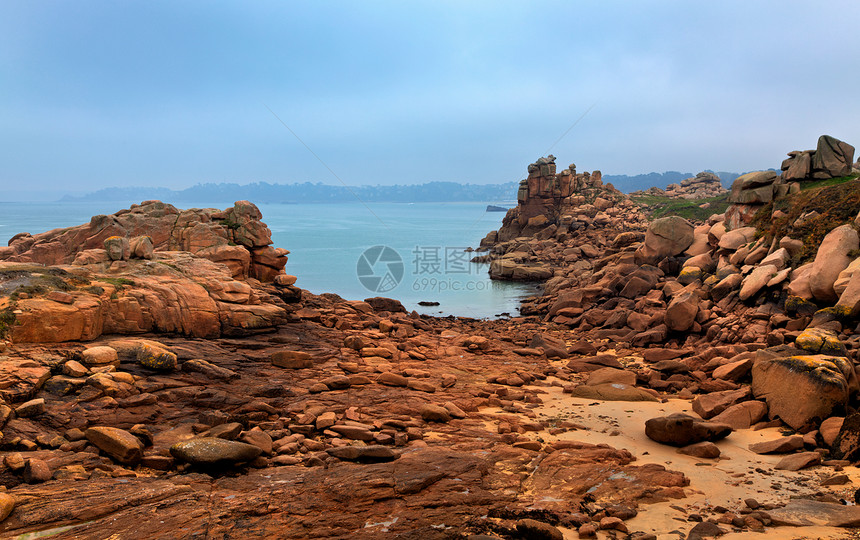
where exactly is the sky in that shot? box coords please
[2,1,860,200]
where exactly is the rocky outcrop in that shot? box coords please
[781,135,856,181]
[635,172,727,200]
[0,202,302,343]
[0,200,287,282]
[725,170,799,228]
[478,155,648,283]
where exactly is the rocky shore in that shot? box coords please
[2,136,860,539]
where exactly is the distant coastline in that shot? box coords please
[57,171,742,204]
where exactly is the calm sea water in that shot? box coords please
[0,200,537,318]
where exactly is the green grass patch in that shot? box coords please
[631,192,731,222]
[0,309,16,339]
[799,173,859,191]
[97,277,136,290]
[750,176,860,264]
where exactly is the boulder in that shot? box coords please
[775,451,822,471]
[729,171,777,204]
[692,388,750,419]
[104,235,130,261]
[271,350,313,369]
[85,426,144,465]
[635,216,694,265]
[326,445,399,463]
[738,264,778,301]
[709,400,768,430]
[80,346,119,367]
[717,227,756,250]
[837,268,860,316]
[751,354,851,430]
[170,437,262,466]
[129,235,154,259]
[812,135,855,178]
[644,413,732,446]
[795,327,848,357]
[809,224,859,303]
[665,291,699,332]
[135,342,178,371]
[748,435,804,454]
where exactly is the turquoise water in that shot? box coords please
[0,200,536,318]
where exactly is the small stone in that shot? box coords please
[599,516,628,532]
[240,429,273,455]
[321,375,351,390]
[377,372,408,387]
[15,398,45,418]
[578,522,598,538]
[687,521,726,539]
[62,360,89,377]
[136,342,177,371]
[4,453,24,472]
[514,518,563,539]
[271,350,313,369]
[0,492,15,522]
[421,404,452,423]
[85,426,144,465]
[678,441,721,459]
[203,422,243,440]
[23,459,51,483]
[315,412,337,430]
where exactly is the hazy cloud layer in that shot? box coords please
[2,1,859,199]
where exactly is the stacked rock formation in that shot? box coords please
[781,135,856,181]
[477,155,649,280]
[662,172,727,199]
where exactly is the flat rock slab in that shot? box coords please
[768,499,860,527]
[748,434,804,455]
[326,445,399,462]
[0,357,51,403]
[775,451,822,471]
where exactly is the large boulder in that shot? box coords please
[729,171,778,204]
[644,413,732,446]
[170,437,262,467]
[809,224,859,303]
[635,216,694,265]
[751,353,852,430]
[812,135,855,179]
[739,264,778,301]
[665,291,699,332]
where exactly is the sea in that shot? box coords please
[0,200,539,319]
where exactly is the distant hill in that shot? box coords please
[61,181,521,204]
[603,171,741,193]
[62,171,745,204]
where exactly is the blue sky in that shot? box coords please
[2,1,859,199]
